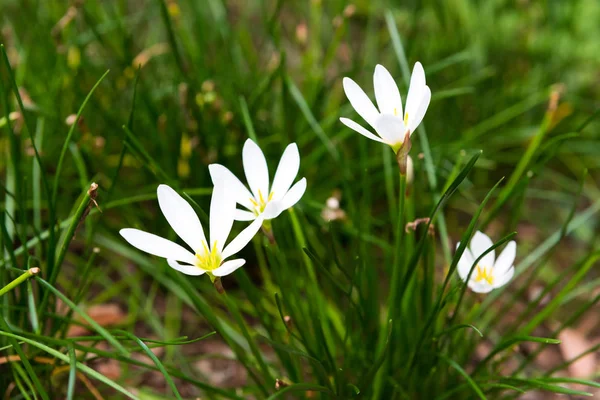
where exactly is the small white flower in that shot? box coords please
[457,231,516,293]
[120,184,263,278]
[208,139,307,221]
[340,62,431,152]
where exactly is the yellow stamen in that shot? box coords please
[201,241,210,255]
[404,112,409,125]
[474,265,494,285]
[195,240,221,271]
[210,240,218,259]
[394,107,398,116]
[250,190,275,216]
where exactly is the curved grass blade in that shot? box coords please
[35,277,129,356]
[66,345,77,400]
[266,383,334,400]
[538,377,600,389]
[500,378,592,397]
[113,330,182,400]
[435,324,483,339]
[0,330,138,399]
[438,354,486,400]
[20,330,240,399]
[51,70,110,205]
[474,336,560,375]
[0,314,50,400]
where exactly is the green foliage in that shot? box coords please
[1,0,599,398]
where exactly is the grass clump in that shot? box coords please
[1,1,600,399]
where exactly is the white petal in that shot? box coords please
[374,114,405,145]
[373,64,402,116]
[262,201,281,219]
[209,184,236,253]
[456,243,475,281]
[157,185,205,253]
[342,77,379,128]
[242,139,270,200]
[404,62,426,129]
[277,178,306,212]
[270,143,300,203]
[221,216,264,260]
[234,209,257,221]
[469,281,494,294]
[209,164,255,210]
[339,118,385,143]
[494,241,516,276]
[407,86,431,135]
[120,228,196,264]
[493,266,515,289]
[469,231,495,269]
[167,259,205,276]
[212,259,246,277]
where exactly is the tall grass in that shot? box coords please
[1,0,599,398]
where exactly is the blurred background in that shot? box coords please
[1,0,599,397]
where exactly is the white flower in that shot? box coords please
[457,231,516,293]
[208,139,307,221]
[119,184,263,278]
[340,62,431,152]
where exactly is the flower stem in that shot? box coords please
[0,268,40,298]
[38,183,99,320]
[373,172,407,397]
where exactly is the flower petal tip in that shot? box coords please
[157,183,171,192]
[374,63,386,73]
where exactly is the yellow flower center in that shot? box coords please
[195,241,221,271]
[474,265,494,285]
[249,189,274,216]
[404,112,409,126]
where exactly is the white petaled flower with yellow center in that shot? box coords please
[457,231,516,294]
[208,139,307,221]
[119,184,264,280]
[340,62,431,153]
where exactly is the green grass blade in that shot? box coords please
[0,330,138,399]
[66,344,77,400]
[35,277,130,356]
[51,70,109,206]
[438,354,486,400]
[266,383,334,400]
[0,314,50,400]
[113,329,183,400]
